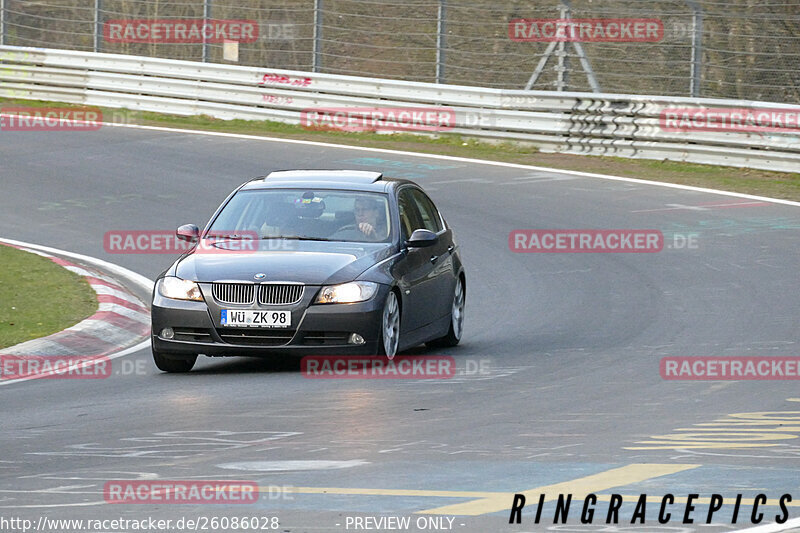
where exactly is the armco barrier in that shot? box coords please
[1,46,799,172]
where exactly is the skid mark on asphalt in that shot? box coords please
[337,157,460,179]
[217,460,368,472]
[412,364,525,384]
[506,173,577,184]
[632,201,771,213]
[336,159,582,187]
[232,438,586,459]
[658,217,800,238]
[427,178,496,185]
[38,193,178,211]
[25,431,300,459]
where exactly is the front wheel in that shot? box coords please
[377,291,400,358]
[152,347,197,373]
[427,276,464,348]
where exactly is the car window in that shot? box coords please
[409,189,443,233]
[397,189,422,240]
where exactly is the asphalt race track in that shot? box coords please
[1,126,799,533]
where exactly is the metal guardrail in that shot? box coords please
[1,45,799,172]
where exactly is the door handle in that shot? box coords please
[447,245,455,253]
[430,255,439,263]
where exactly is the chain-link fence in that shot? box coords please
[1,0,798,103]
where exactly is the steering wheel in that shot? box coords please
[334,223,358,233]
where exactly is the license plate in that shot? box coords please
[220,310,291,328]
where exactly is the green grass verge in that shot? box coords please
[0,245,98,349]
[2,97,800,200]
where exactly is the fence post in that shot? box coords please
[313,0,323,72]
[436,0,446,84]
[687,0,703,97]
[555,1,569,91]
[1,0,6,46]
[94,0,102,53]
[202,0,211,62]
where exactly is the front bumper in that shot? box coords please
[151,283,387,357]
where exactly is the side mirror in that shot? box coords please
[176,224,200,243]
[405,229,438,248]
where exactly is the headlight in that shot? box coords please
[315,281,378,304]
[157,277,204,301]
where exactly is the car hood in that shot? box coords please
[174,240,396,285]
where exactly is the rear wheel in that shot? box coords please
[152,347,197,373]
[427,276,464,348]
[377,291,400,359]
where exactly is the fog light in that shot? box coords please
[161,327,175,340]
[348,333,365,345]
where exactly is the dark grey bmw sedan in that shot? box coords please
[151,170,465,372]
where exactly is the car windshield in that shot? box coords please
[208,189,392,243]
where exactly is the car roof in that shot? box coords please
[240,170,416,193]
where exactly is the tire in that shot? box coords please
[376,290,400,359]
[427,276,465,348]
[152,347,197,373]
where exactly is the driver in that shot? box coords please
[354,197,386,240]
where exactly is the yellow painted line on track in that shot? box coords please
[274,487,800,511]
[417,464,699,516]
[279,487,500,498]
[696,422,800,426]
[625,443,778,449]
[676,427,800,431]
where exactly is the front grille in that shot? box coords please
[259,284,303,305]
[218,328,294,346]
[213,283,255,304]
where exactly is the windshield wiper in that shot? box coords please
[205,233,251,240]
[261,235,332,242]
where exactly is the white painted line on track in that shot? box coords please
[0,238,153,387]
[91,120,800,207]
[734,517,800,533]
